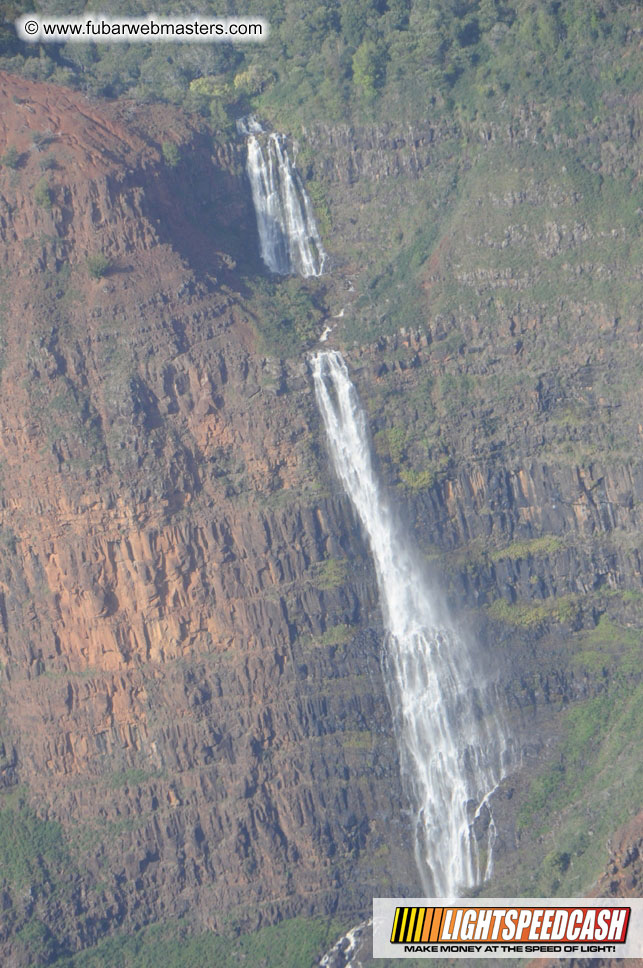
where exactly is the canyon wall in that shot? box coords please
[0,74,419,965]
[0,70,640,965]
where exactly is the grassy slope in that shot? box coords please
[50,917,349,968]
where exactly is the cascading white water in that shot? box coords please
[312,350,508,897]
[242,124,327,277]
[236,115,263,136]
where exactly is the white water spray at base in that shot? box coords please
[312,350,509,897]
[318,919,371,968]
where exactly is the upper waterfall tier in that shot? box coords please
[244,129,327,277]
[312,350,510,897]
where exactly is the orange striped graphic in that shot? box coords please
[420,906,433,943]
[430,908,444,942]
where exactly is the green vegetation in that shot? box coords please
[342,123,640,352]
[488,594,578,628]
[86,253,112,279]
[24,350,106,465]
[373,419,447,492]
[399,467,435,492]
[304,179,331,236]
[438,372,474,414]
[315,556,349,591]
[317,623,353,647]
[161,141,181,168]
[376,425,407,464]
[0,145,20,168]
[51,915,348,968]
[573,614,642,679]
[490,534,564,562]
[0,792,68,889]
[106,768,161,790]
[247,276,324,355]
[0,1,638,368]
[0,1,637,136]
[16,919,59,966]
[352,40,387,101]
[342,729,374,750]
[488,603,642,899]
[507,680,643,896]
[34,177,52,210]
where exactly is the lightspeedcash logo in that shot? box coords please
[373,898,642,959]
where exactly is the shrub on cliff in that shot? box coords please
[86,253,112,279]
[161,141,180,168]
[34,177,52,210]
[0,145,20,169]
[248,277,323,355]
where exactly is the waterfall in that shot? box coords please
[240,119,327,277]
[312,349,509,897]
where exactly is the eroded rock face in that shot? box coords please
[0,70,640,965]
[594,812,643,900]
[523,813,643,968]
[0,74,418,961]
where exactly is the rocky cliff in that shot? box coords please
[0,68,640,967]
[309,90,641,911]
[0,74,420,966]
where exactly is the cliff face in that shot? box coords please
[0,69,640,966]
[305,92,641,909]
[0,74,418,965]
